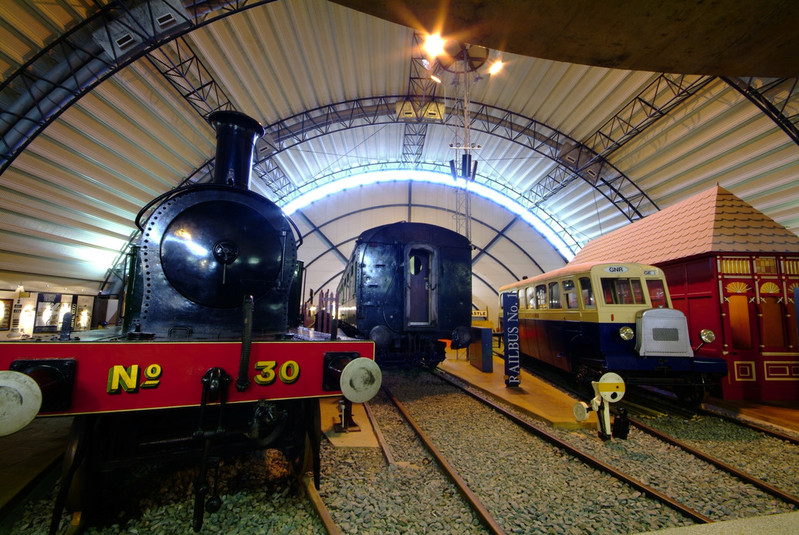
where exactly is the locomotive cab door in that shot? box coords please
[406,245,437,327]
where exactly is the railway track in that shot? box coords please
[7,366,797,534]
[512,353,799,507]
[363,370,697,533]
[5,447,335,534]
[619,402,799,501]
[425,368,796,527]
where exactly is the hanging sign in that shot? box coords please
[502,292,521,387]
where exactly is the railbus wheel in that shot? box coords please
[675,375,709,408]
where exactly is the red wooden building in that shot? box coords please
[572,186,799,401]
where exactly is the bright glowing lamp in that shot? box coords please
[488,60,503,75]
[423,33,445,58]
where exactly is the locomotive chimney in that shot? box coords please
[208,110,265,190]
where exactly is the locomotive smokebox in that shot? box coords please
[128,110,298,339]
[209,110,265,190]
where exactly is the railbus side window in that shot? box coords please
[646,279,668,308]
[518,289,526,309]
[563,279,578,309]
[549,282,562,309]
[536,284,547,309]
[526,286,536,309]
[601,278,616,304]
[579,277,595,309]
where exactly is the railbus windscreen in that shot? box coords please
[578,277,595,309]
[645,279,668,308]
[600,278,646,305]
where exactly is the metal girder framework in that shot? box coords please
[529,74,712,213]
[267,97,396,147]
[722,77,799,147]
[145,34,295,197]
[460,102,658,221]
[399,32,443,166]
[402,122,430,164]
[0,0,273,176]
[261,95,656,224]
[585,74,714,158]
[146,36,233,118]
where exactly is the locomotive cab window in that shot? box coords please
[601,278,646,305]
[579,277,595,309]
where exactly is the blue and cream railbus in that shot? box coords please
[499,262,727,403]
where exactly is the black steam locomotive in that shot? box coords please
[337,222,473,366]
[0,111,380,533]
[126,110,300,340]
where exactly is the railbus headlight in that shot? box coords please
[699,329,715,344]
[619,326,634,341]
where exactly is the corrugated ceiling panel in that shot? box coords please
[1,0,796,297]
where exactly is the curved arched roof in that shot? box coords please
[1,0,798,320]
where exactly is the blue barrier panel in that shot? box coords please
[502,292,521,387]
[468,327,493,372]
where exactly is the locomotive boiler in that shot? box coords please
[337,221,473,366]
[0,111,380,532]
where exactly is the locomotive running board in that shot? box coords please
[0,340,376,416]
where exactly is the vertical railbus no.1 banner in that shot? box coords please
[502,292,521,387]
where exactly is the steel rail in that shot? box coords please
[363,401,396,466]
[301,474,341,535]
[434,370,713,524]
[628,417,799,508]
[700,406,799,447]
[382,387,507,535]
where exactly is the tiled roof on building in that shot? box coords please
[571,185,799,265]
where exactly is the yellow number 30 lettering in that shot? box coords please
[254,360,300,385]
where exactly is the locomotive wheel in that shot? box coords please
[48,416,94,535]
[420,341,447,369]
[286,399,321,488]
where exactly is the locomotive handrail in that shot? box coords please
[285,213,304,249]
[134,183,233,231]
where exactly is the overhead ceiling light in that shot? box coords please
[430,74,442,84]
[423,33,445,58]
[488,60,503,75]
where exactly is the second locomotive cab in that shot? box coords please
[337,222,473,366]
[499,262,728,404]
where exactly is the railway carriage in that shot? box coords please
[499,262,727,403]
[337,222,473,366]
